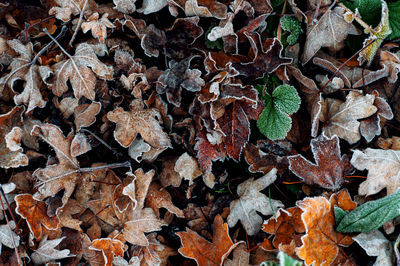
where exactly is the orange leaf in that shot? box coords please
[177,215,239,266]
[295,193,355,266]
[90,238,125,266]
[15,194,59,239]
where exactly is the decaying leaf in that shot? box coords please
[146,183,184,218]
[302,6,360,64]
[0,221,20,255]
[90,238,125,266]
[177,215,240,266]
[51,43,113,100]
[15,194,59,239]
[353,231,394,266]
[320,90,378,144]
[107,99,171,150]
[0,106,28,169]
[288,134,351,191]
[31,236,73,264]
[351,148,400,196]
[81,13,115,43]
[227,168,284,235]
[74,101,101,131]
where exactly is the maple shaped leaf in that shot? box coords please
[122,208,166,246]
[90,238,125,266]
[177,215,240,266]
[351,148,400,196]
[232,33,292,78]
[320,90,378,144]
[49,0,96,22]
[295,193,356,266]
[227,168,284,236]
[0,40,50,112]
[81,13,115,43]
[0,106,28,169]
[51,43,113,100]
[31,236,73,264]
[15,194,60,239]
[107,99,171,149]
[301,6,360,64]
[288,134,351,191]
[31,124,84,212]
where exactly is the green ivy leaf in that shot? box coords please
[257,85,300,140]
[344,0,382,27]
[388,1,400,40]
[336,189,400,233]
[260,251,302,266]
[280,16,303,46]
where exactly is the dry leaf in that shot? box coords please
[177,215,240,266]
[146,183,184,218]
[15,194,59,239]
[31,236,73,264]
[0,221,20,254]
[0,106,28,169]
[288,134,351,191]
[51,43,113,100]
[107,99,171,149]
[320,90,377,144]
[90,238,125,266]
[227,168,284,235]
[81,13,115,43]
[74,101,101,131]
[295,194,355,265]
[174,152,202,185]
[351,148,400,196]
[377,136,400,150]
[302,6,360,64]
[49,0,95,22]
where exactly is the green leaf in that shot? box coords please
[257,84,300,140]
[280,16,303,46]
[272,84,301,114]
[344,0,382,27]
[388,1,400,40]
[257,100,292,140]
[334,206,348,224]
[260,251,302,266]
[336,189,400,233]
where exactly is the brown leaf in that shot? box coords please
[288,134,351,191]
[51,43,113,100]
[0,106,28,169]
[49,0,97,22]
[74,101,101,131]
[173,0,228,19]
[174,152,202,185]
[81,13,115,43]
[227,168,284,235]
[107,99,171,149]
[15,194,60,239]
[146,183,184,218]
[194,130,226,176]
[177,215,240,266]
[377,136,400,150]
[302,6,360,64]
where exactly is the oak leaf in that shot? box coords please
[15,194,59,239]
[81,13,115,43]
[288,134,351,191]
[227,168,284,235]
[51,43,113,100]
[295,192,356,266]
[320,90,378,144]
[31,236,73,264]
[90,238,125,266]
[351,148,400,196]
[0,106,28,169]
[177,215,240,266]
[302,6,360,64]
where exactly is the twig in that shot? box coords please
[69,0,89,47]
[80,129,121,157]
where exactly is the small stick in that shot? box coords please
[69,0,89,47]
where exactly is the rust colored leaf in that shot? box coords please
[295,193,356,266]
[15,194,60,239]
[289,134,351,191]
[0,106,28,169]
[177,215,239,266]
[194,130,226,176]
[146,183,184,218]
[90,238,125,266]
[107,99,171,149]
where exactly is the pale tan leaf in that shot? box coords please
[81,13,115,43]
[31,236,73,264]
[74,101,101,131]
[174,152,202,185]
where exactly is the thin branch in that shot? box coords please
[69,0,89,47]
